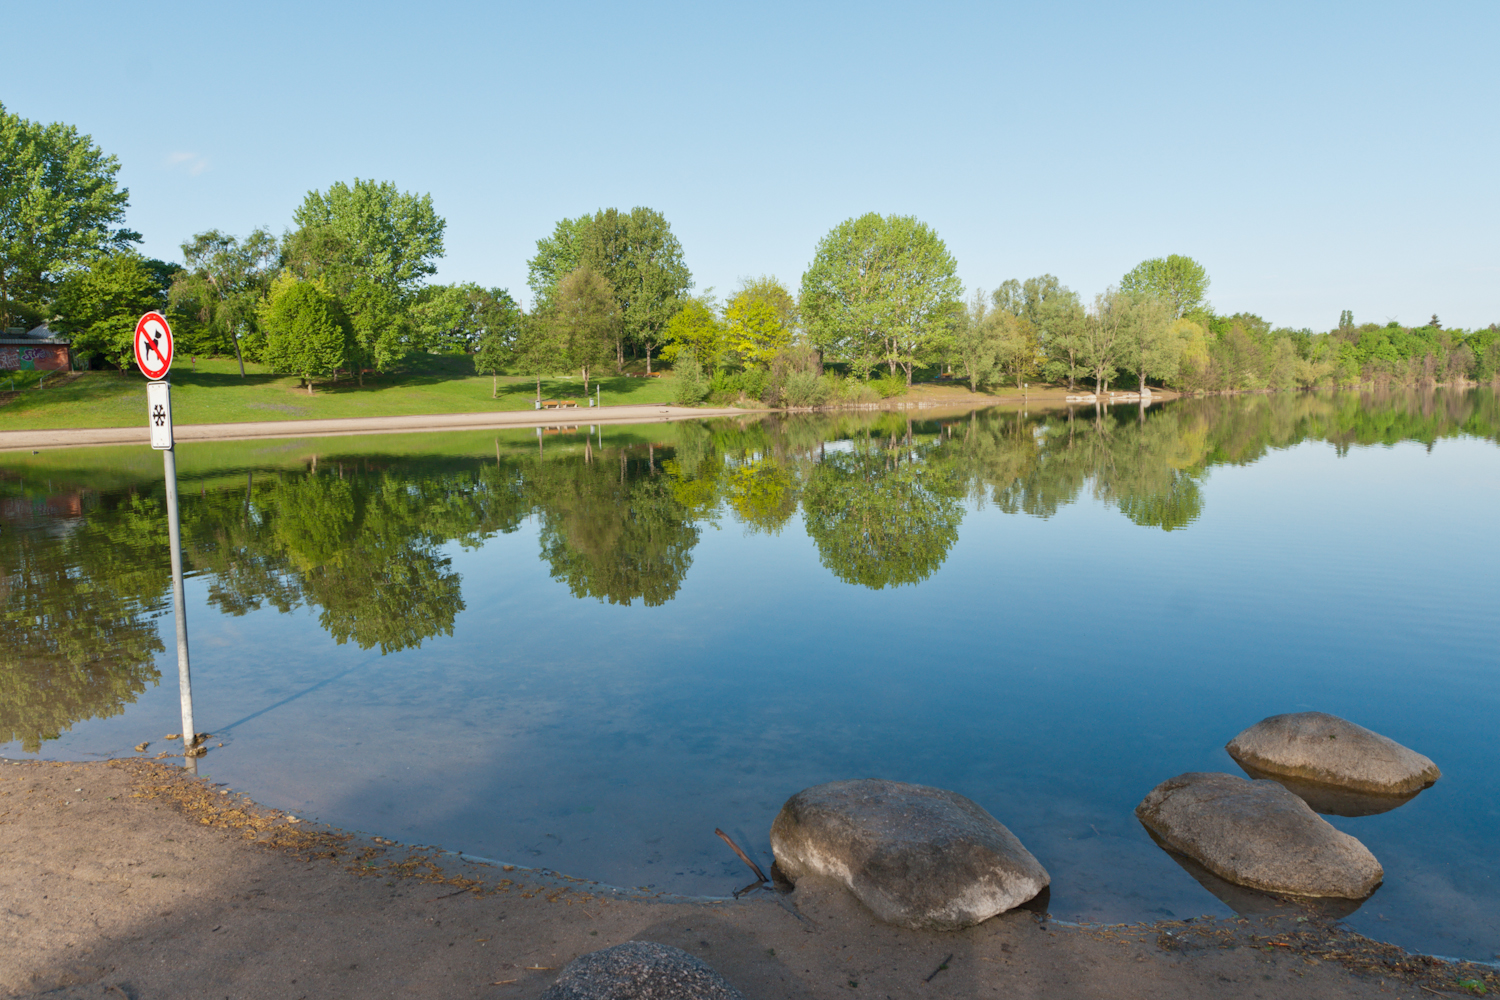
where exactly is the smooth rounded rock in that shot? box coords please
[1226,712,1440,795]
[539,941,744,1000]
[1136,772,1383,899]
[769,779,1049,930]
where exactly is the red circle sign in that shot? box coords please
[134,312,174,380]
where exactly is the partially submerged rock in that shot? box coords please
[1136,772,1382,899]
[1234,762,1421,817]
[769,779,1049,930]
[540,941,744,1000]
[1226,712,1439,796]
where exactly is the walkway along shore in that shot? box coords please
[0,403,758,452]
[1,757,1488,999]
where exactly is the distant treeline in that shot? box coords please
[3,102,1497,402]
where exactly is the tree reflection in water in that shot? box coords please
[1,386,1495,750]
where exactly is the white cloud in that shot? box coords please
[165,151,210,176]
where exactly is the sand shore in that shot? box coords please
[3,757,1487,999]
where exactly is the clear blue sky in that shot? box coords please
[5,1,1497,330]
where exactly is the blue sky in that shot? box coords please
[5,1,1496,330]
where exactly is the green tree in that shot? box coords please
[168,228,279,374]
[800,213,963,385]
[723,278,795,367]
[526,215,590,308]
[259,275,354,393]
[283,178,445,376]
[1120,255,1210,318]
[549,266,619,398]
[51,253,178,370]
[952,290,1003,391]
[1034,287,1087,390]
[414,283,521,354]
[1080,288,1129,393]
[574,207,692,373]
[1119,292,1179,393]
[0,103,138,328]
[660,295,727,370]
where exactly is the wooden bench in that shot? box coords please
[541,399,579,409]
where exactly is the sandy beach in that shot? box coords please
[2,757,1489,999]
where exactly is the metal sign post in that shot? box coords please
[137,313,196,769]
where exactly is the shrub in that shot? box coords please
[672,354,711,404]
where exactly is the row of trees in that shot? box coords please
[7,101,1496,398]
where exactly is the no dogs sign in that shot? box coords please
[134,311,174,380]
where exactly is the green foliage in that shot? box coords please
[672,352,711,404]
[800,213,963,385]
[0,102,138,328]
[723,278,795,367]
[284,178,446,373]
[259,275,355,391]
[574,207,692,368]
[416,283,521,354]
[1120,254,1210,318]
[548,266,620,396]
[526,215,591,308]
[51,252,177,369]
[660,296,726,368]
[168,228,279,365]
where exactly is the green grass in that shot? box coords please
[0,354,682,430]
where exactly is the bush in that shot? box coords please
[672,355,711,404]
[782,369,829,407]
[869,372,907,398]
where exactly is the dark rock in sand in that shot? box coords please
[539,941,743,1000]
[1225,712,1439,796]
[1136,772,1382,899]
[769,779,1049,930]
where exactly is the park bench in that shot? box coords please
[541,399,579,409]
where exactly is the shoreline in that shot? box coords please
[3,756,1493,999]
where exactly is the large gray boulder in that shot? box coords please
[769,779,1049,930]
[1136,772,1383,899]
[1226,712,1440,795]
[540,941,743,1000]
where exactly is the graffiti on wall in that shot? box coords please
[0,345,69,371]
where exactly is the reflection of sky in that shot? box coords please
[7,436,1500,961]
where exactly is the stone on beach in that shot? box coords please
[769,779,1049,930]
[539,941,744,1000]
[1226,712,1440,796]
[1136,772,1383,899]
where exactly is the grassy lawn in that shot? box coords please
[0,354,681,430]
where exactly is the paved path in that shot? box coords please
[0,403,755,452]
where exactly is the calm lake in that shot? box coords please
[3,389,1498,960]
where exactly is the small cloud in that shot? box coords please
[165,151,210,176]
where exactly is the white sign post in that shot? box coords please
[136,312,197,768]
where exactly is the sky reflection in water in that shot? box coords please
[3,389,1498,960]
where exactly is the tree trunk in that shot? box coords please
[492,374,497,399]
[581,366,590,399]
[307,377,314,395]
[233,334,246,377]
[645,340,653,375]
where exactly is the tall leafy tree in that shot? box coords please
[0,103,138,329]
[1080,288,1130,393]
[1120,255,1210,318]
[800,213,963,385]
[1118,292,1180,393]
[575,207,692,373]
[168,228,279,374]
[722,276,795,367]
[51,253,178,370]
[526,215,590,308]
[1033,286,1087,390]
[259,275,355,393]
[548,266,620,398]
[283,178,445,376]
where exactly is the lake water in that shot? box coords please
[3,389,1497,960]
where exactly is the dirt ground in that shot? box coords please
[3,759,1494,1000]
